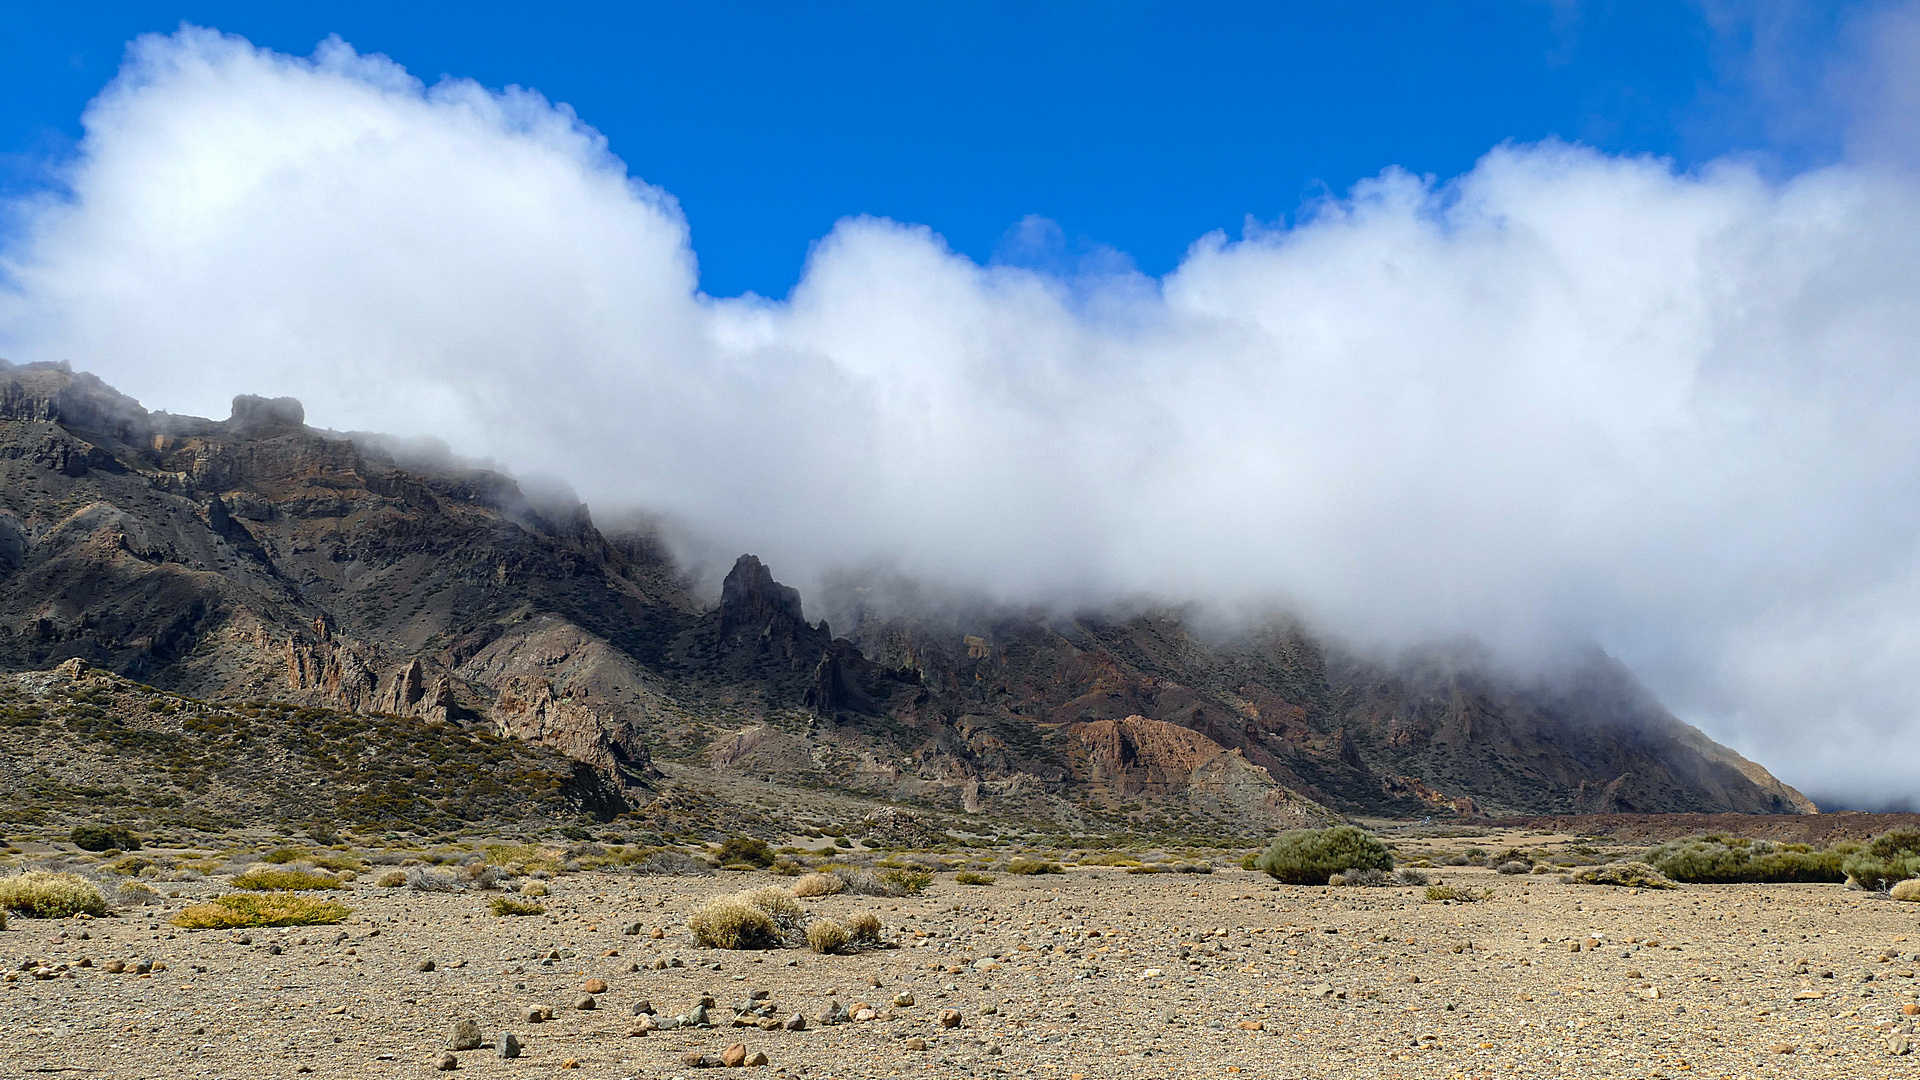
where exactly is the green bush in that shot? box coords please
[1425,884,1488,903]
[715,836,776,868]
[1572,862,1679,889]
[1842,828,1920,890]
[878,868,932,894]
[1255,825,1393,885]
[805,918,850,953]
[70,824,140,852]
[1644,834,1847,884]
[954,870,995,886]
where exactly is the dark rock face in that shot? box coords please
[0,360,1814,823]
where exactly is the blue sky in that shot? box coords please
[0,1,1860,297]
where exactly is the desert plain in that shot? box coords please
[4,829,1919,1080]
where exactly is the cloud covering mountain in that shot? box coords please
[6,16,1920,804]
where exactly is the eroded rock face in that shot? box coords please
[1067,716,1341,830]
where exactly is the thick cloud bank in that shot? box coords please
[7,26,1920,804]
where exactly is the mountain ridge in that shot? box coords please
[0,360,1814,831]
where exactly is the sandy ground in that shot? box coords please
[5,864,1919,1079]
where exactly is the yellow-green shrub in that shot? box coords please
[688,896,782,950]
[0,871,109,918]
[805,918,850,953]
[171,893,350,928]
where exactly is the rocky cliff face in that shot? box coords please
[0,361,1815,827]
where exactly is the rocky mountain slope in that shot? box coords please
[0,361,1813,830]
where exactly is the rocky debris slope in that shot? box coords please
[0,659,618,833]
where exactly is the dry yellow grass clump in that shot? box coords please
[689,895,782,949]
[1890,877,1920,902]
[847,911,883,946]
[171,893,350,929]
[791,872,845,897]
[740,886,805,929]
[805,918,850,953]
[0,871,109,918]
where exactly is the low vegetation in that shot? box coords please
[878,868,932,894]
[713,836,776,868]
[1841,828,1920,891]
[1006,858,1063,875]
[0,870,109,918]
[171,893,350,928]
[1643,834,1848,884]
[954,870,995,886]
[1573,862,1679,889]
[488,895,545,916]
[1425,884,1489,903]
[805,918,850,953]
[70,824,140,852]
[1255,825,1394,885]
[689,895,783,950]
[791,872,845,897]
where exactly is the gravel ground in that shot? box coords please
[5,865,1919,1079]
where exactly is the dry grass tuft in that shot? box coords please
[1890,877,1920,902]
[954,871,995,886]
[171,893,350,929]
[791,872,845,897]
[0,871,109,918]
[805,918,851,953]
[846,911,883,946]
[689,895,782,950]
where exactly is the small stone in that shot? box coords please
[267,944,282,956]
[1793,991,1825,1001]
[651,927,665,939]
[1583,938,1600,950]
[689,1003,711,1026]
[853,1008,877,1022]
[433,1051,458,1071]
[1237,1020,1264,1031]
[1567,941,1581,952]
[104,959,125,974]
[449,1019,482,1051]
[583,978,608,994]
[574,994,597,1011]
[1773,1043,1796,1054]
[418,959,436,972]
[622,922,643,935]
[132,959,153,975]
[783,1012,807,1031]
[892,992,915,1008]
[749,988,770,1000]
[985,1044,1003,1056]
[938,1009,961,1029]
[904,1037,928,1051]
[633,1013,660,1032]
[721,1043,748,1067]
[747,1052,769,1067]
[1905,1003,1920,1016]
[1889,1035,1912,1056]
[496,1032,521,1059]
[683,1051,718,1068]
[560,1058,580,1069]
[632,1000,656,1016]
[522,1006,552,1023]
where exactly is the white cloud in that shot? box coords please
[7,24,1920,804]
